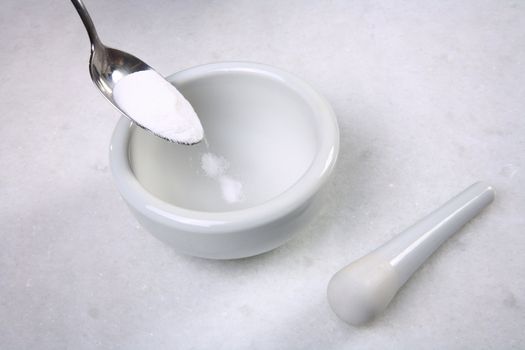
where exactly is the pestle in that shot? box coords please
[327,182,495,326]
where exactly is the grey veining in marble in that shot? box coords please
[1,1,524,349]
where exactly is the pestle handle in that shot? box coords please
[378,181,495,285]
[327,182,495,326]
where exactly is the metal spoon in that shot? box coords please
[71,0,200,145]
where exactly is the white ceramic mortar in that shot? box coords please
[109,62,339,259]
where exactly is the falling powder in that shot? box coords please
[201,153,230,178]
[201,152,244,203]
[219,176,244,203]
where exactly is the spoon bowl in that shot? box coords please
[89,47,151,104]
[71,0,200,144]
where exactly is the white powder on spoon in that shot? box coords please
[113,71,243,203]
[112,70,203,144]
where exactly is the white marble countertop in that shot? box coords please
[1,1,524,349]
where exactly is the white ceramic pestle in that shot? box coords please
[327,182,495,326]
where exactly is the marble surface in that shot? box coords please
[1,1,524,349]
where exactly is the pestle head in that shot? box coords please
[327,254,400,326]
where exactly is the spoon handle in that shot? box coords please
[71,0,103,51]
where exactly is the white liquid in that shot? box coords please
[113,70,203,144]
